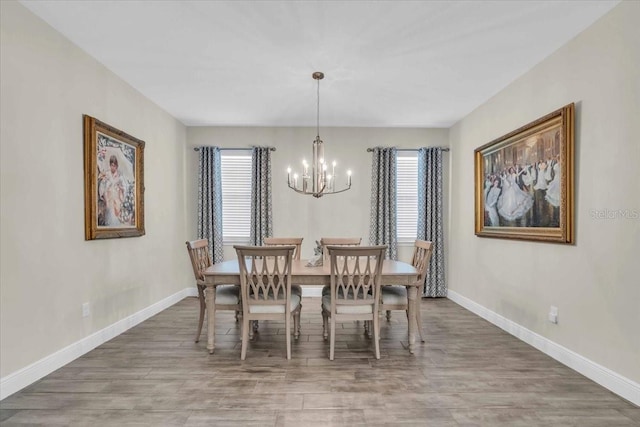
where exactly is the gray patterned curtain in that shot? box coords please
[369,147,398,260]
[250,147,273,246]
[197,146,224,263]
[418,147,446,297]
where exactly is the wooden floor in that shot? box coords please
[1,297,638,426]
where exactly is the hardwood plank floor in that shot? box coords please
[1,297,638,426]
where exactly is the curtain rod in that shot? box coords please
[193,146,276,152]
[366,147,450,152]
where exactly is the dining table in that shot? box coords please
[202,258,420,354]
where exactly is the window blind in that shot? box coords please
[396,153,418,243]
[220,152,252,242]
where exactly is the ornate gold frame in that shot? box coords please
[83,115,145,240]
[474,103,574,243]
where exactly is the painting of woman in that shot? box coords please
[96,134,136,227]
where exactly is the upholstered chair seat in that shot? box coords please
[380,285,407,305]
[322,294,374,314]
[215,285,241,305]
[248,293,301,314]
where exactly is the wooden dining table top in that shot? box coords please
[203,258,419,286]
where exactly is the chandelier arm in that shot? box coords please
[287,180,351,197]
[322,184,352,195]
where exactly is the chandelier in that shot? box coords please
[287,72,352,198]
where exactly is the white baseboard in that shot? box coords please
[0,287,198,401]
[447,289,640,407]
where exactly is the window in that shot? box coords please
[396,152,418,243]
[220,151,252,242]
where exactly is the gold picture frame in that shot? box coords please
[474,103,574,243]
[83,115,145,240]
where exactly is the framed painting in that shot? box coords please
[83,115,145,240]
[474,103,574,243]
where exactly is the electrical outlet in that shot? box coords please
[548,306,558,324]
[82,302,90,318]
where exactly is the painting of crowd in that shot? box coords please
[483,128,562,228]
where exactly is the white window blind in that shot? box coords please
[220,152,252,243]
[396,153,418,243]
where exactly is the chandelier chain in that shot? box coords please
[316,77,320,138]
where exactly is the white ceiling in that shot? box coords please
[20,0,618,128]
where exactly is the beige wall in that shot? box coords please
[186,127,449,262]
[448,1,639,382]
[0,1,191,377]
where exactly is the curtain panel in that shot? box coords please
[250,146,273,246]
[369,147,398,260]
[417,147,446,297]
[197,146,224,263]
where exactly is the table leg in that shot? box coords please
[205,286,216,354]
[407,285,417,354]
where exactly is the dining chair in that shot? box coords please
[185,239,241,343]
[322,245,387,360]
[380,239,432,343]
[234,245,301,360]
